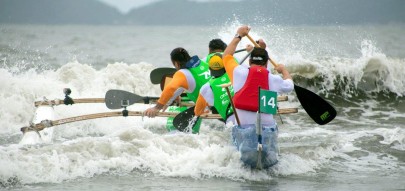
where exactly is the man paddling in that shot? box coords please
[145,39,232,132]
[204,38,228,62]
[222,26,294,169]
[194,39,267,125]
[223,25,294,126]
[144,47,210,133]
[194,53,236,124]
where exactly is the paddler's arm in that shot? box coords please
[144,71,189,118]
[223,25,251,83]
[223,25,250,57]
[194,93,209,116]
[275,64,292,80]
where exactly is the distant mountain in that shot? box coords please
[1,0,404,25]
[126,0,405,25]
[0,0,122,24]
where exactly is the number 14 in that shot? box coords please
[261,96,276,108]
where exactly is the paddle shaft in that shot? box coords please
[234,48,247,54]
[246,34,278,67]
[224,86,241,126]
[240,50,252,65]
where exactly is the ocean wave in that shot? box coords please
[286,45,405,98]
[0,61,162,135]
[216,23,405,98]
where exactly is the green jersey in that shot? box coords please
[209,75,234,120]
[185,60,210,102]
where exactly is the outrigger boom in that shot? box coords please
[24,89,296,134]
[34,95,288,107]
[20,108,298,134]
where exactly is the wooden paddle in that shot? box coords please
[222,83,241,126]
[246,34,336,125]
[150,67,177,84]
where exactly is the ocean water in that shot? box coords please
[0,23,404,190]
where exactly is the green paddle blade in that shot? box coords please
[150,67,177,84]
[105,89,144,109]
[294,85,337,125]
[173,106,198,132]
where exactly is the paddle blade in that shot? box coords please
[105,89,144,109]
[173,106,198,132]
[294,85,337,125]
[150,67,177,84]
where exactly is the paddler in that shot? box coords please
[223,25,294,169]
[204,38,228,62]
[194,53,236,124]
[223,25,294,126]
[144,38,231,131]
[143,47,211,133]
[194,40,266,125]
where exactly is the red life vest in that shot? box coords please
[233,66,269,112]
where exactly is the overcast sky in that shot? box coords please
[96,0,242,13]
[96,0,159,13]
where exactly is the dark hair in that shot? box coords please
[170,47,191,69]
[249,47,269,65]
[209,39,227,53]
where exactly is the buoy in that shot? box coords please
[20,105,55,145]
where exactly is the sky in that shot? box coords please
[97,0,161,13]
[97,0,242,13]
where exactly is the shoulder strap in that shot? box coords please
[185,55,201,69]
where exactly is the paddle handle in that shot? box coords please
[246,34,278,68]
